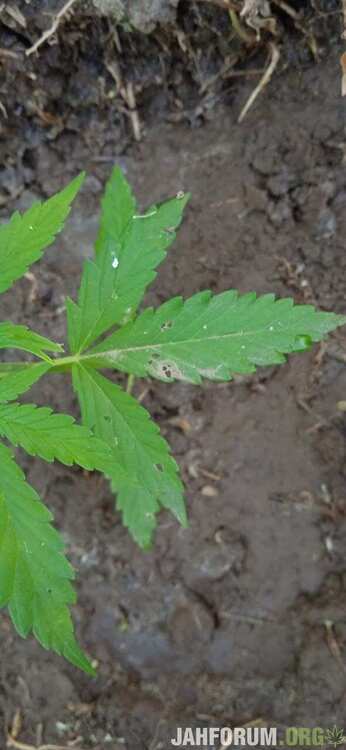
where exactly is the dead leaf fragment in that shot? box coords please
[341,52,346,96]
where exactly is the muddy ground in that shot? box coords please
[1,3,346,749]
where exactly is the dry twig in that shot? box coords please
[272,0,318,58]
[341,51,346,97]
[199,55,239,94]
[10,711,22,742]
[238,41,280,122]
[272,0,301,22]
[24,272,39,303]
[26,0,79,57]
[125,81,142,142]
[0,47,20,59]
[325,620,346,675]
[105,61,142,141]
[7,713,85,750]
[5,4,27,28]
[195,0,238,9]
[0,99,8,118]
[229,8,256,44]
[343,0,346,39]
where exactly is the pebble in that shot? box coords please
[201,484,219,497]
[267,199,292,226]
[267,171,291,197]
[182,540,245,586]
[315,208,336,239]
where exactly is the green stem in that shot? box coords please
[0,354,79,376]
[49,354,81,372]
[126,373,135,394]
[0,353,120,376]
[0,351,105,376]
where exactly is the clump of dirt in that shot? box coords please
[1,2,346,749]
[92,0,180,31]
[0,0,342,177]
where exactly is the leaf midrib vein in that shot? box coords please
[90,326,284,357]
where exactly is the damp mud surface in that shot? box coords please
[1,4,346,749]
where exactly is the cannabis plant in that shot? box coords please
[0,168,344,673]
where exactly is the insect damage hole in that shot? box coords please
[162,363,172,378]
[160,321,172,332]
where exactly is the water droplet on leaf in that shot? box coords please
[293,335,312,351]
[112,256,119,269]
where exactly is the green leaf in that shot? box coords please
[86,291,346,383]
[0,173,84,295]
[0,402,118,474]
[73,365,187,548]
[0,363,50,403]
[66,166,189,353]
[0,322,63,359]
[0,442,94,674]
[95,164,136,257]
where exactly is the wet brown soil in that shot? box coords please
[1,5,346,749]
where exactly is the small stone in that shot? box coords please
[333,190,346,207]
[0,166,21,197]
[93,0,125,18]
[201,484,218,497]
[320,179,336,201]
[55,721,70,736]
[84,175,102,194]
[267,199,292,226]
[92,0,179,31]
[315,208,336,239]
[291,185,308,207]
[267,171,290,197]
[182,540,246,585]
